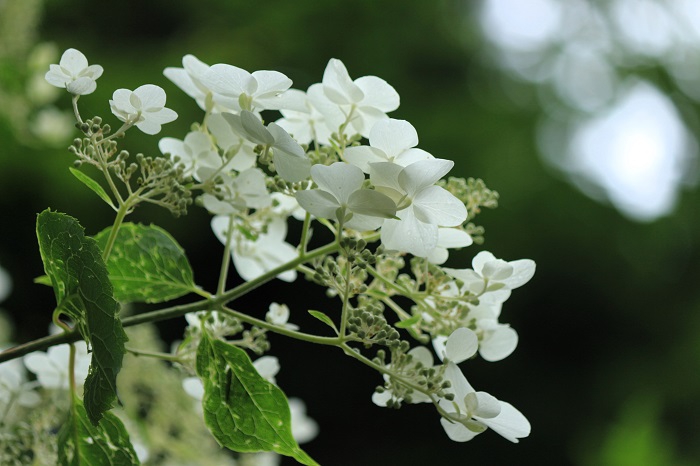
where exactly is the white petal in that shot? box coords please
[395,148,434,166]
[268,122,305,157]
[480,401,531,443]
[66,77,97,95]
[481,260,513,281]
[295,190,340,219]
[470,391,501,419]
[438,228,473,248]
[439,416,480,442]
[347,189,396,219]
[59,48,88,74]
[253,355,280,383]
[369,119,417,157]
[407,346,434,367]
[133,84,167,110]
[274,151,311,183]
[380,209,438,257]
[252,70,292,99]
[311,162,364,204]
[472,251,497,276]
[398,158,454,195]
[445,327,478,363]
[480,326,518,362]
[240,111,274,145]
[502,259,536,289]
[413,186,467,227]
[182,377,205,400]
[355,75,400,112]
[204,64,255,97]
[344,146,387,172]
[322,58,364,104]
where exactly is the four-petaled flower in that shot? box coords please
[314,58,400,138]
[437,329,530,443]
[344,118,433,172]
[45,48,103,95]
[370,159,468,257]
[296,162,397,231]
[202,64,293,113]
[110,84,178,135]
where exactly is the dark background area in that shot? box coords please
[2,0,700,465]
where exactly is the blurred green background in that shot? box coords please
[2,0,700,464]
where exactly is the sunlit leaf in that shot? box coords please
[94,223,199,303]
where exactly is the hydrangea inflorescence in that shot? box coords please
[0,48,536,465]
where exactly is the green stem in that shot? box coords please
[71,95,83,125]
[125,346,183,363]
[0,240,341,363]
[338,259,352,338]
[101,201,130,261]
[221,306,341,346]
[217,214,236,295]
[299,212,312,255]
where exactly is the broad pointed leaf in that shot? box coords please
[94,223,199,303]
[196,334,319,465]
[58,396,140,465]
[36,210,127,425]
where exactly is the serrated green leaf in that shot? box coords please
[58,396,140,466]
[69,167,116,210]
[308,310,338,333]
[196,334,319,466]
[94,223,199,303]
[36,210,127,425]
[395,314,421,329]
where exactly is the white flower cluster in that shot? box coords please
[158,55,474,282]
[39,49,536,447]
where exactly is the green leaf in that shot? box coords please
[395,314,421,329]
[69,167,116,210]
[308,310,338,333]
[94,223,199,303]
[196,334,319,466]
[36,210,127,425]
[58,395,140,466]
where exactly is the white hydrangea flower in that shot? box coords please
[372,346,435,407]
[288,397,319,443]
[370,159,467,257]
[436,330,530,443]
[426,227,474,265]
[266,303,299,330]
[45,48,103,95]
[314,58,400,138]
[295,162,397,231]
[23,341,90,390]
[0,358,41,409]
[275,88,334,146]
[201,64,292,113]
[344,118,433,172]
[110,84,178,135]
[200,168,271,215]
[159,130,222,180]
[223,111,311,182]
[207,113,258,171]
[443,251,536,304]
[163,54,218,112]
[211,215,298,283]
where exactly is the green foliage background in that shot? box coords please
[2,0,700,464]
